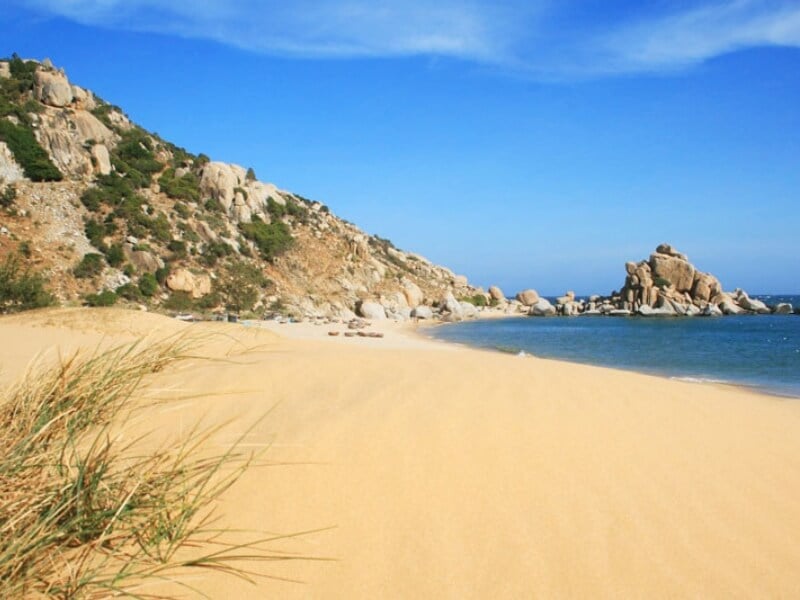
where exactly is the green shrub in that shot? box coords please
[173,201,190,219]
[158,168,200,202]
[115,282,143,301]
[0,253,54,313]
[167,239,187,258]
[266,196,286,219]
[155,265,170,285]
[90,102,116,129]
[163,291,194,312]
[239,216,293,261]
[84,218,110,252]
[113,128,162,187]
[81,172,141,212]
[246,167,256,182]
[105,243,124,267]
[460,294,488,307]
[73,253,105,279]
[204,198,223,213]
[8,54,36,88]
[214,261,269,313]
[0,185,16,209]
[138,272,158,297]
[0,120,62,182]
[200,241,232,267]
[146,212,171,243]
[84,290,117,307]
[177,221,200,242]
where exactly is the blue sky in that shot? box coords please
[2,1,799,294]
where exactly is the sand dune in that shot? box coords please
[2,308,800,598]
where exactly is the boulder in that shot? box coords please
[90,144,111,175]
[773,303,793,315]
[529,298,556,317]
[488,286,505,302]
[719,300,744,315]
[655,243,689,262]
[692,272,722,303]
[737,293,770,314]
[411,306,434,320]
[72,111,113,144]
[0,62,9,79]
[638,305,677,317]
[442,291,463,317]
[459,302,479,319]
[33,68,74,107]
[0,142,25,183]
[358,301,387,320]
[402,280,424,308]
[71,85,96,110]
[649,252,695,292]
[516,289,540,306]
[165,268,212,299]
[127,249,161,273]
[453,274,469,287]
[200,162,247,212]
[561,301,580,316]
[701,303,723,317]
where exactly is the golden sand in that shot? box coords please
[2,308,800,598]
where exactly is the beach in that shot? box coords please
[2,308,800,598]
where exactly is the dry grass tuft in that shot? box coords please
[0,336,309,598]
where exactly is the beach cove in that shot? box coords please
[2,307,800,598]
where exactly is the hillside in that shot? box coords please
[0,55,483,318]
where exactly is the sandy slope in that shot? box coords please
[2,308,800,598]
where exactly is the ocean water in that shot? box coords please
[429,295,800,398]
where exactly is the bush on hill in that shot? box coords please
[0,185,16,209]
[83,289,117,307]
[0,120,63,182]
[158,168,200,202]
[0,253,54,313]
[239,216,293,261]
[138,272,158,297]
[73,253,105,279]
[215,260,269,313]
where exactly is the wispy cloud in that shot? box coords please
[597,0,800,74]
[16,0,800,77]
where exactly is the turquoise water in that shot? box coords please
[429,295,800,398]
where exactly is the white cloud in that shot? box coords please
[17,0,800,77]
[23,0,541,62]
[597,0,800,73]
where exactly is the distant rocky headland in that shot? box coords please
[500,243,795,319]
[0,57,795,322]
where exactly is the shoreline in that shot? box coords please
[3,307,800,597]
[424,312,800,401]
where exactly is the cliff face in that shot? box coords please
[0,57,479,318]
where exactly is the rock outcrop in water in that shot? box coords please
[521,244,791,318]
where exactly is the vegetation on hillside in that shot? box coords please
[0,253,55,313]
[0,54,63,182]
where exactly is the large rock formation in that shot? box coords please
[616,244,782,316]
[516,289,540,306]
[33,68,73,107]
[166,268,212,299]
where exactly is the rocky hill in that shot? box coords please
[0,55,484,319]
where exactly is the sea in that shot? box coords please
[429,295,800,398]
